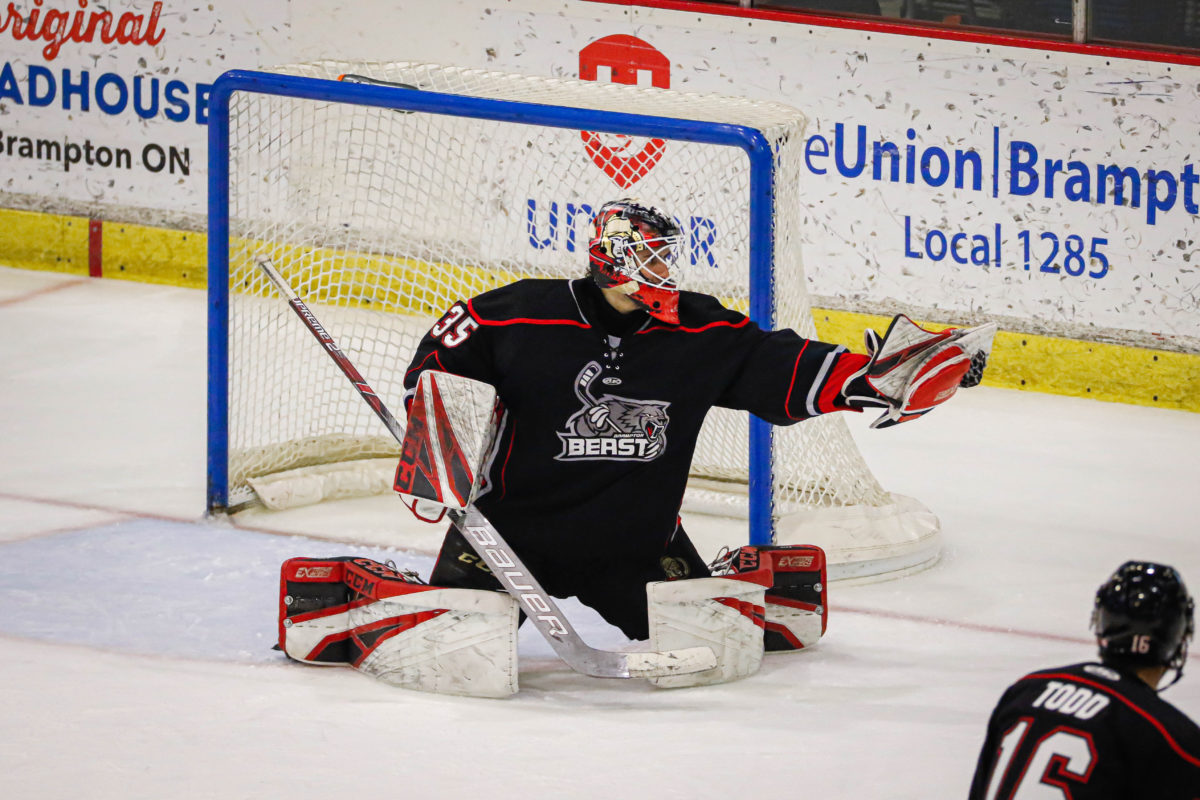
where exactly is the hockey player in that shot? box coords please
[968,561,1200,799]
[403,198,993,642]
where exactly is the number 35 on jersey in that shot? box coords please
[430,303,479,347]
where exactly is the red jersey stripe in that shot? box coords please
[468,298,590,328]
[782,340,811,419]
[639,317,751,335]
[815,353,869,414]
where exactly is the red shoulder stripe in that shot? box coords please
[639,317,751,335]
[1023,671,1200,767]
[404,351,448,381]
[467,298,590,328]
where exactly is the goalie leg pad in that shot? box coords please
[279,557,519,698]
[716,545,828,652]
[645,568,771,688]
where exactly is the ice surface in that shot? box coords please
[1,266,1196,799]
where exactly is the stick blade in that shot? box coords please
[621,647,719,679]
[576,646,718,679]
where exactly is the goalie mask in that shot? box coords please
[588,199,683,324]
[1092,560,1194,687]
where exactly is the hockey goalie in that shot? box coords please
[269,197,995,696]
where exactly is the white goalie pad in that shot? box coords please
[284,586,520,698]
[394,370,501,518]
[766,602,824,652]
[713,544,828,653]
[646,570,772,689]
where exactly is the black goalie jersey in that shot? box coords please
[402,277,865,565]
[968,661,1200,799]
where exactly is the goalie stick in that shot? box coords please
[255,257,717,680]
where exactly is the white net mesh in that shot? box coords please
[216,61,936,569]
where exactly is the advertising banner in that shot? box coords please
[0,0,1196,352]
[0,0,288,216]
[482,5,1200,347]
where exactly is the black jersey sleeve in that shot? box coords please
[402,299,499,407]
[714,323,869,424]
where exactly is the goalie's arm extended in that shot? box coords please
[714,323,869,423]
[716,313,994,428]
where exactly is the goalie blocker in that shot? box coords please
[278,556,519,698]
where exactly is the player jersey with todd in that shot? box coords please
[970,561,1200,799]
[969,662,1200,798]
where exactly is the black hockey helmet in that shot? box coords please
[1091,560,1194,679]
[588,199,683,323]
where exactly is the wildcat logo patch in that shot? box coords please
[555,361,669,462]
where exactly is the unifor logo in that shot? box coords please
[578,34,669,189]
[556,362,669,462]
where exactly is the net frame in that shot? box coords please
[206,63,937,572]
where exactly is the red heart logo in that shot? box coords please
[578,35,670,188]
[579,131,666,189]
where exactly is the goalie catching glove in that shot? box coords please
[841,314,997,429]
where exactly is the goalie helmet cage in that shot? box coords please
[206,61,939,581]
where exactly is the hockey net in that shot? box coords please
[209,61,939,579]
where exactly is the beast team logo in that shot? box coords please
[578,34,670,188]
[556,362,670,462]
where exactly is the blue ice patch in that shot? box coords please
[0,518,432,663]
